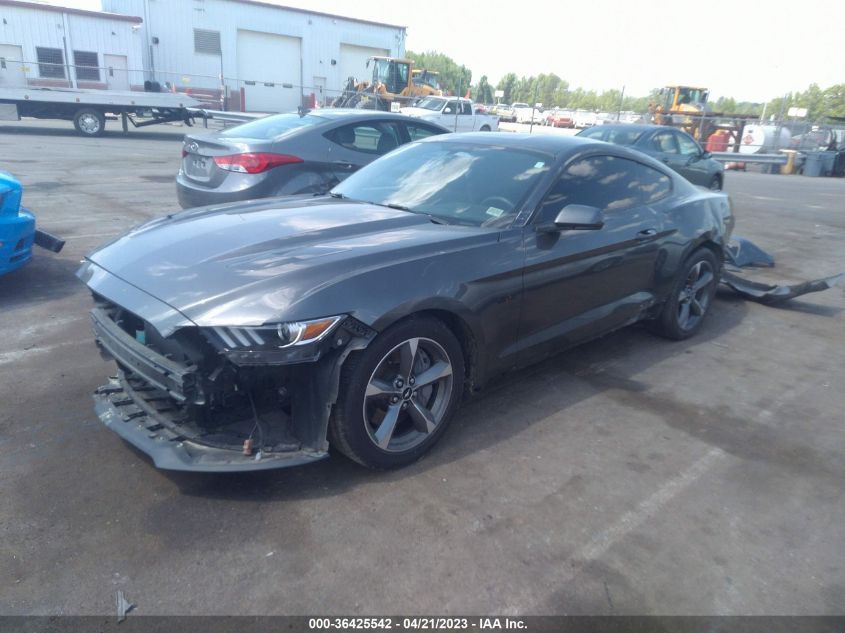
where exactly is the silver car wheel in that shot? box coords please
[362,337,453,453]
[677,260,715,331]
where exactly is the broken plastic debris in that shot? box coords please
[116,590,135,622]
[720,271,843,304]
[725,236,775,268]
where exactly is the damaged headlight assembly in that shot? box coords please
[206,315,349,365]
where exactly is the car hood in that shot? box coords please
[82,196,493,329]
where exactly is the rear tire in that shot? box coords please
[708,175,723,190]
[650,248,720,340]
[73,108,106,137]
[329,317,465,469]
[480,125,491,131]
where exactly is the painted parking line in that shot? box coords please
[573,447,726,563]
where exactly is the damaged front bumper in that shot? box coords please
[93,374,328,472]
[86,295,372,472]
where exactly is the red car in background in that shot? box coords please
[547,109,575,128]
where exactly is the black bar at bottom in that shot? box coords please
[1,616,844,633]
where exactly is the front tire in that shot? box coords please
[651,248,720,340]
[329,317,465,469]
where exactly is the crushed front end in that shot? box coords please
[82,270,375,472]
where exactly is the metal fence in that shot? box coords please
[3,57,844,157]
[0,58,358,111]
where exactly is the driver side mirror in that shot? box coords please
[537,204,604,233]
[700,151,712,159]
[444,107,453,114]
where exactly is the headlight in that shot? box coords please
[211,315,344,351]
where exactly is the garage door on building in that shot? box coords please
[339,44,389,91]
[236,30,301,112]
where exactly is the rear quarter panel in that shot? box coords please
[653,189,734,298]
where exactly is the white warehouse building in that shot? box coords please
[0,0,146,91]
[101,0,407,112]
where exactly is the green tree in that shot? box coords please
[796,83,826,120]
[406,52,845,122]
[405,50,471,96]
[537,73,564,108]
[823,84,845,117]
[474,75,494,104]
[496,73,518,103]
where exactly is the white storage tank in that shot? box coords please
[739,124,791,154]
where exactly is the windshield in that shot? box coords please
[678,87,704,104]
[578,127,644,146]
[220,113,324,140]
[415,97,447,111]
[413,72,440,90]
[332,141,552,227]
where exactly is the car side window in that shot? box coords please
[405,123,442,141]
[536,155,642,222]
[327,122,402,155]
[445,100,459,114]
[460,101,472,115]
[651,131,679,154]
[675,131,701,156]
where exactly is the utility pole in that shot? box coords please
[529,84,538,134]
[616,84,625,121]
[454,75,462,132]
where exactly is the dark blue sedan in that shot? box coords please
[577,124,724,190]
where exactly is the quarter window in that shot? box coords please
[328,122,402,155]
[36,47,65,79]
[405,123,442,141]
[635,163,673,204]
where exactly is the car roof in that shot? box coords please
[426,132,598,156]
[430,132,690,183]
[304,108,440,122]
[585,123,669,134]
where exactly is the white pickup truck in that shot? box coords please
[400,96,498,132]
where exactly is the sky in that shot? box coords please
[51,0,845,102]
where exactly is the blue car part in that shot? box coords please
[0,171,36,276]
[0,172,64,277]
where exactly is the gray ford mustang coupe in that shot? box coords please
[78,133,734,472]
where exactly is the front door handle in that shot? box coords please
[636,228,658,240]
[333,161,353,169]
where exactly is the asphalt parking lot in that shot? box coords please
[1,119,844,616]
